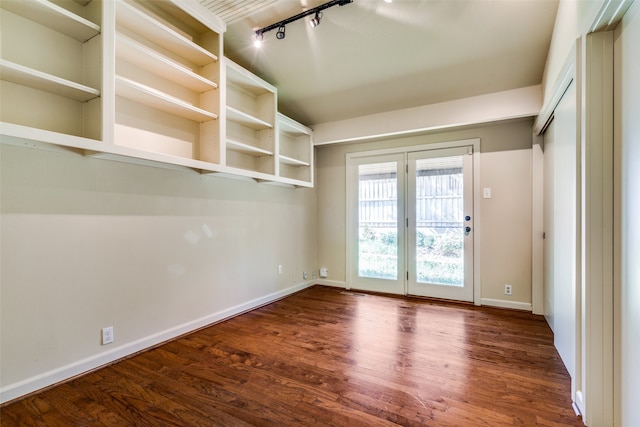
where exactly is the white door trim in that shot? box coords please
[579,30,615,426]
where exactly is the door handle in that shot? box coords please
[465,226,471,233]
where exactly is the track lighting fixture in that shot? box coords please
[253,0,352,47]
[309,11,322,28]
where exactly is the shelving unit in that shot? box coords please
[277,113,313,187]
[224,58,277,176]
[0,0,314,187]
[0,0,103,140]
[114,0,221,162]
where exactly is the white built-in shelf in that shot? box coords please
[275,113,313,186]
[115,76,217,122]
[226,139,273,157]
[279,154,310,167]
[116,0,218,67]
[226,106,273,130]
[1,60,100,102]
[116,34,217,93]
[0,0,314,188]
[0,0,100,42]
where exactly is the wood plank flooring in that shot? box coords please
[1,286,583,426]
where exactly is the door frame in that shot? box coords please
[346,138,481,304]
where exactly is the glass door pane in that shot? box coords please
[414,155,464,286]
[358,161,399,280]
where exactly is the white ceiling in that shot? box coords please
[205,0,559,126]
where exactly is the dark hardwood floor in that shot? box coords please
[1,286,583,426]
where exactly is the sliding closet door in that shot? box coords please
[543,81,579,401]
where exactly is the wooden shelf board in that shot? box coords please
[277,112,312,136]
[91,144,223,173]
[116,0,217,66]
[226,106,273,130]
[269,176,313,188]
[0,122,101,151]
[1,0,100,42]
[226,60,276,95]
[115,76,217,122]
[278,124,309,137]
[221,165,277,183]
[226,138,273,157]
[279,154,310,167]
[116,34,217,93]
[1,60,100,102]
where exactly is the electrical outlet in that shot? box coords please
[303,271,308,280]
[504,284,512,296]
[102,326,114,345]
[278,265,283,274]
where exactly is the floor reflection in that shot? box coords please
[347,292,470,413]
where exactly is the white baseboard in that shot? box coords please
[314,279,347,288]
[574,390,585,416]
[314,285,533,312]
[480,298,533,311]
[0,281,315,404]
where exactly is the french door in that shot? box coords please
[347,153,406,294]
[406,147,474,301]
[347,144,475,302]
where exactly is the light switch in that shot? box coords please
[483,188,492,199]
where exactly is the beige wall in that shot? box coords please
[614,2,640,425]
[541,0,605,105]
[316,119,534,308]
[0,144,317,401]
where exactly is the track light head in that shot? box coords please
[309,11,322,28]
[253,31,263,47]
[275,25,286,39]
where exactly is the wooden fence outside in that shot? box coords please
[359,171,463,229]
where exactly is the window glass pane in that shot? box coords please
[358,162,398,280]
